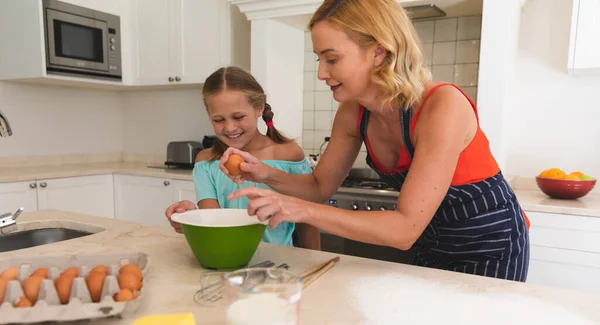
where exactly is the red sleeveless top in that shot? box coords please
[360,83,500,186]
[359,83,530,229]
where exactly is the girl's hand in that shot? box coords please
[228,187,312,228]
[220,147,272,184]
[165,200,197,233]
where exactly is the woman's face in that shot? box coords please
[311,21,380,103]
[206,90,263,150]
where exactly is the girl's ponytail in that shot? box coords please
[262,103,289,144]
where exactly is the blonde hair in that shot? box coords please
[309,0,431,111]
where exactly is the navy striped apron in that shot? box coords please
[359,108,530,282]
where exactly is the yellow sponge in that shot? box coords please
[131,313,196,325]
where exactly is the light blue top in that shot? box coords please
[192,157,312,247]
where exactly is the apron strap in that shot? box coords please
[399,108,415,160]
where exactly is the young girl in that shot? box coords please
[165,66,320,250]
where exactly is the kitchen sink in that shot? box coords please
[0,228,95,253]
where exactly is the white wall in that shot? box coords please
[0,82,213,160]
[503,0,600,178]
[0,82,123,157]
[121,88,213,156]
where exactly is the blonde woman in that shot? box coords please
[221,0,530,281]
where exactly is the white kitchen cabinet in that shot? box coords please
[127,0,250,86]
[36,175,115,219]
[0,175,114,218]
[526,211,600,293]
[172,180,197,203]
[568,0,600,74]
[0,181,39,214]
[114,174,176,227]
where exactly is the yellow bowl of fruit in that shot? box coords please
[536,169,596,200]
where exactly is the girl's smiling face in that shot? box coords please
[206,90,263,150]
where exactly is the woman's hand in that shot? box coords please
[165,200,197,233]
[220,147,272,184]
[228,187,313,228]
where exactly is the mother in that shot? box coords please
[222,0,530,282]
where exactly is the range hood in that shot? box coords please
[404,4,446,20]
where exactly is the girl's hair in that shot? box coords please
[202,66,290,160]
[309,0,431,111]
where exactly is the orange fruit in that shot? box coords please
[570,171,584,178]
[545,168,566,179]
[563,174,580,181]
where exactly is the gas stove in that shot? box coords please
[328,170,399,210]
[341,176,396,191]
[320,169,411,265]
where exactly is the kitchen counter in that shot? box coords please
[1,210,600,324]
[0,161,195,183]
[1,161,599,218]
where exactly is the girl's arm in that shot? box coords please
[295,223,321,250]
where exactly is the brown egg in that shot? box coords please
[90,265,109,275]
[113,288,135,302]
[117,272,142,291]
[119,264,143,281]
[61,267,79,278]
[0,278,7,304]
[86,272,106,303]
[225,154,244,176]
[54,274,75,304]
[31,268,49,279]
[1,267,19,281]
[14,296,32,308]
[132,289,140,299]
[22,275,45,304]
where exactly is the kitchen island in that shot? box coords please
[1,210,600,325]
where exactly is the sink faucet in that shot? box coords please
[0,207,24,234]
[0,109,13,137]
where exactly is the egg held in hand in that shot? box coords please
[225,154,244,176]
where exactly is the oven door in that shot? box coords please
[45,9,108,72]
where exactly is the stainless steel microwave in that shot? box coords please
[42,0,122,81]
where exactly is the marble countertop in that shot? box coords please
[0,161,195,183]
[0,161,599,218]
[1,210,600,324]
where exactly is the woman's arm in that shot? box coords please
[231,87,477,250]
[262,101,363,202]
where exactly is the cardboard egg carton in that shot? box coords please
[0,251,149,324]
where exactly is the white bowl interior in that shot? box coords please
[171,209,268,227]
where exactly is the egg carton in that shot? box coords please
[0,251,149,324]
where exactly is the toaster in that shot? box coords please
[165,141,204,168]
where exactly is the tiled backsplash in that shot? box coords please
[415,15,482,102]
[302,15,482,167]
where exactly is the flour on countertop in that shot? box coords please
[346,275,596,325]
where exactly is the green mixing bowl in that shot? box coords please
[171,209,267,270]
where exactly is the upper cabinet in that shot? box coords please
[126,0,250,86]
[568,0,600,75]
[0,0,250,88]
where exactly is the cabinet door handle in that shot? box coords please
[29,183,37,189]
[40,182,47,188]
[175,76,181,82]
[168,77,174,82]
[164,181,170,186]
